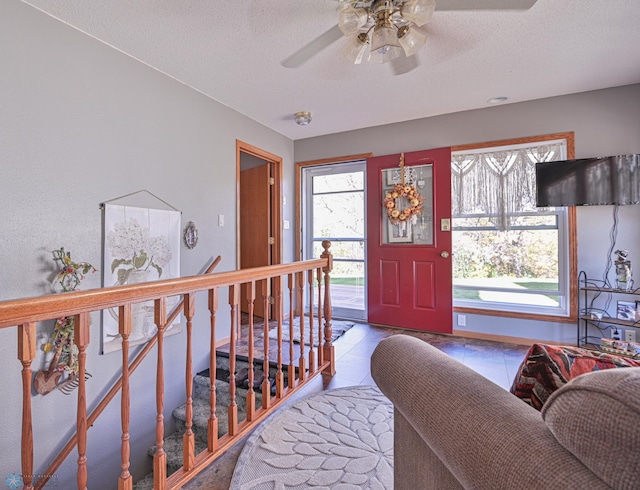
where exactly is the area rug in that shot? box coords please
[229,385,393,490]
[266,317,355,346]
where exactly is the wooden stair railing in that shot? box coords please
[33,256,222,490]
[2,243,334,489]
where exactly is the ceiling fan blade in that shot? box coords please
[437,0,537,10]
[391,55,419,76]
[281,24,344,69]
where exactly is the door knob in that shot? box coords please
[440,251,450,258]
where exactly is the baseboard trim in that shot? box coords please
[215,336,230,348]
[452,329,566,346]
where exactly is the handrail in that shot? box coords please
[6,243,334,489]
[0,259,325,328]
[33,256,222,490]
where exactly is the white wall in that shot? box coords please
[0,1,295,486]
[295,84,640,344]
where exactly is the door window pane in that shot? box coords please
[313,172,364,193]
[381,164,433,245]
[313,193,364,238]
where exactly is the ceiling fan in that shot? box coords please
[281,0,537,72]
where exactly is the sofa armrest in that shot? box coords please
[371,335,608,489]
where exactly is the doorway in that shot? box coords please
[301,160,367,321]
[237,140,282,318]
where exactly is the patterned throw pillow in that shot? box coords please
[510,343,640,410]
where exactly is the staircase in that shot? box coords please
[134,353,288,489]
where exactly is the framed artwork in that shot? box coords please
[387,220,413,243]
[102,204,181,354]
[616,300,636,321]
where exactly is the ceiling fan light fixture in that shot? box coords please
[397,25,427,57]
[338,6,369,36]
[294,111,312,126]
[401,0,436,27]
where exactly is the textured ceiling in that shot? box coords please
[20,0,640,140]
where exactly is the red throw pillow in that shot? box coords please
[510,343,640,410]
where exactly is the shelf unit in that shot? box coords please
[577,271,640,349]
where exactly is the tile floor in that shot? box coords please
[183,320,531,489]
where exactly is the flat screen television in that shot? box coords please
[536,154,640,207]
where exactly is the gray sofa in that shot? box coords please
[371,334,640,490]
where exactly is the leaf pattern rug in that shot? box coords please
[229,386,393,490]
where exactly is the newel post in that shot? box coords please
[320,240,335,375]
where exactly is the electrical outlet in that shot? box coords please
[611,327,621,340]
[457,314,466,327]
[624,329,636,343]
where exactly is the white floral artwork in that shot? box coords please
[102,204,181,354]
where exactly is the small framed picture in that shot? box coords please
[616,300,636,321]
[387,220,413,243]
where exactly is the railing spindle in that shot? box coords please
[246,281,256,422]
[261,279,271,408]
[274,276,284,398]
[307,269,316,373]
[118,305,133,490]
[183,293,195,471]
[321,241,335,375]
[297,272,306,381]
[207,287,219,452]
[316,267,324,367]
[74,312,90,490]
[18,322,36,490]
[287,274,295,389]
[227,284,239,436]
[153,297,168,489]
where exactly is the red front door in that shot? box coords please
[366,147,452,333]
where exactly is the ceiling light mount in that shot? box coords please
[339,0,435,65]
[294,111,312,126]
[487,96,509,104]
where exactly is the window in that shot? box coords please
[451,134,576,320]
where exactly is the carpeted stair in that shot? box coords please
[133,354,292,489]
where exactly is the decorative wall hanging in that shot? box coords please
[35,248,97,395]
[101,195,181,354]
[451,140,566,230]
[383,153,425,224]
[183,221,198,249]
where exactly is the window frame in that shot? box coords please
[451,133,577,323]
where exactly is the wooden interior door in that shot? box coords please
[366,147,453,333]
[240,163,271,317]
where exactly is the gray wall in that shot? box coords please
[2,0,640,485]
[295,84,640,343]
[0,1,295,486]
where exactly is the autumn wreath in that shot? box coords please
[383,184,424,225]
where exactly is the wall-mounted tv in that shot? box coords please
[536,154,640,207]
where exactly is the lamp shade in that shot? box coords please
[398,26,427,57]
[369,24,402,63]
[338,6,368,36]
[401,0,436,27]
[344,33,370,64]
